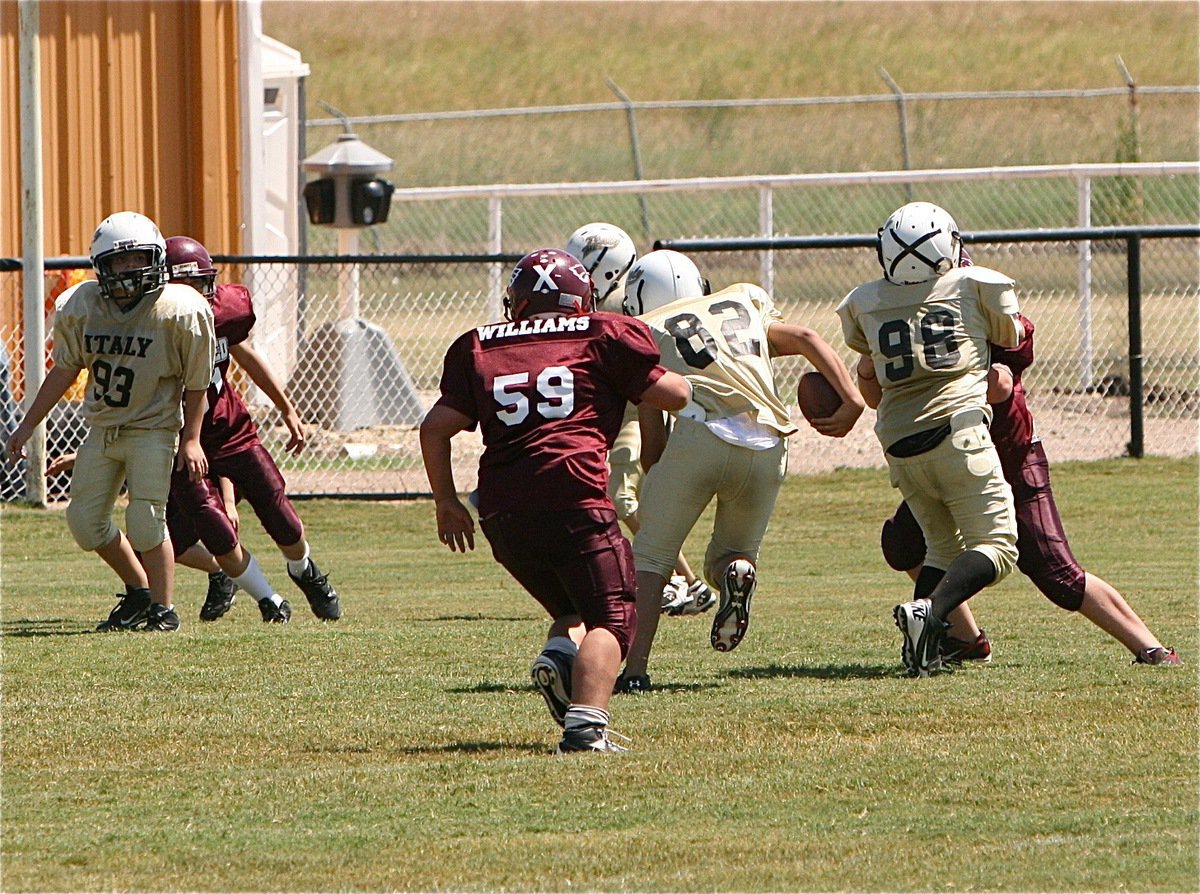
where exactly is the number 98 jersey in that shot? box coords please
[837,264,1022,451]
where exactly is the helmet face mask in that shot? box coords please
[621,250,706,317]
[504,248,597,322]
[165,236,219,300]
[564,223,636,308]
[90,212,168,308]
[877,202,962,284]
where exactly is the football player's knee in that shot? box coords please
[976,537,1018,585]
[881,514,926,572]
[66,502,118,552]
[1028,565,1087,611]
[125,498,169,552]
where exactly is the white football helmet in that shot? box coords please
[90,211,168,305]
[876,202,962,284]
[564,222,637,308]
[622,250,706,316]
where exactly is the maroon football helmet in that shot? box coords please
[504,248,596,322]
[165,236,218,300]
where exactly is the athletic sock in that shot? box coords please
[232,553,281,604]
[286,541,311,578]
[563,704,609,740]
[543,636,579,658]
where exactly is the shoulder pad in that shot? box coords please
[960,265,1015,288]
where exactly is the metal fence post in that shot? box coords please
[759,186,774,295]
[1125,234,1144,458]
[487,196,504,322]
[1077,173,1094,389]
[878,67,912,201]
[20,0,46,506]
[605,77,651,244]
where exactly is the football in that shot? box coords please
[797,371,843,423]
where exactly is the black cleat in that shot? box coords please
[199,571,238,621]
[258,598,292,624]
[96,587,152,631]
[144,603,180,632]
[288,559,341,621]
[613,672,652,694]
[531,650,575,727]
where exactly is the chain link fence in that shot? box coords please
[3,165,1197,500]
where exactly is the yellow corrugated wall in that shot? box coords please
[2,0,244,334]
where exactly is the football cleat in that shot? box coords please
[710,559,756,652]
[199,571,238,621]
[613,672,651,694]
[288,559,341,621]
[1133,646,1181,666]
[96,587,152,632]
[144,603,180,633]
[258,598,292,624]
[661,575,690,614]
[941,629,992,664]
[530,649,575,727]
[893,600,948,677]
[676,580,717,615]
[556,728,630,755]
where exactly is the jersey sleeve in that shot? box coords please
[50,295,85,372]
[743,285,786,354]
[216,284,257,346]
[836,291,870,355]
[989,312,1035,376]
[433,331,480,422]
[179,302,217,391]
[603,316,667,402]
[968,267,1022,348]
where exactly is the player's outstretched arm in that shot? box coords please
[769,324,864,436]
[419,404,475,553]
[230,343,306,454]
[987,363,1014,404]
[4,365,81,463]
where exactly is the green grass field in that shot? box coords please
[2,458,1196,891]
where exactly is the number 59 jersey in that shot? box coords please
[51,280,216,432]
[837,264,1022,450]
[434,312,668,516]
[637,283,797,437]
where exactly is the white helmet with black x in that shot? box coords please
[89,211,169,307]
[877,202,962,285]
[564,222,637,309]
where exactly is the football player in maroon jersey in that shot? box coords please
[864,297,1180,667]
[163,237,341,624]
[420,248,698,754]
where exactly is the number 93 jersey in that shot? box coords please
[51,280,216,431]
[637,283,797,437]
[837,265,1022,450]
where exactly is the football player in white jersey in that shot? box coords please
[5,212,215,633]
[837,201,1022,676]
[565,224,714,631]
[616,250,864,690]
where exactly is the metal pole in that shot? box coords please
[1126,235,1144,458]
[337,228,360,320]
[1115,55,1144,221]
[487,197,503,322]
[1077,174,1094,389]
[878,67,912,201]
[605,77,651,243]
[759,187,774,295]
[19,0,46,505]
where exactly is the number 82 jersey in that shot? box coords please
[837,264,1022,451]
